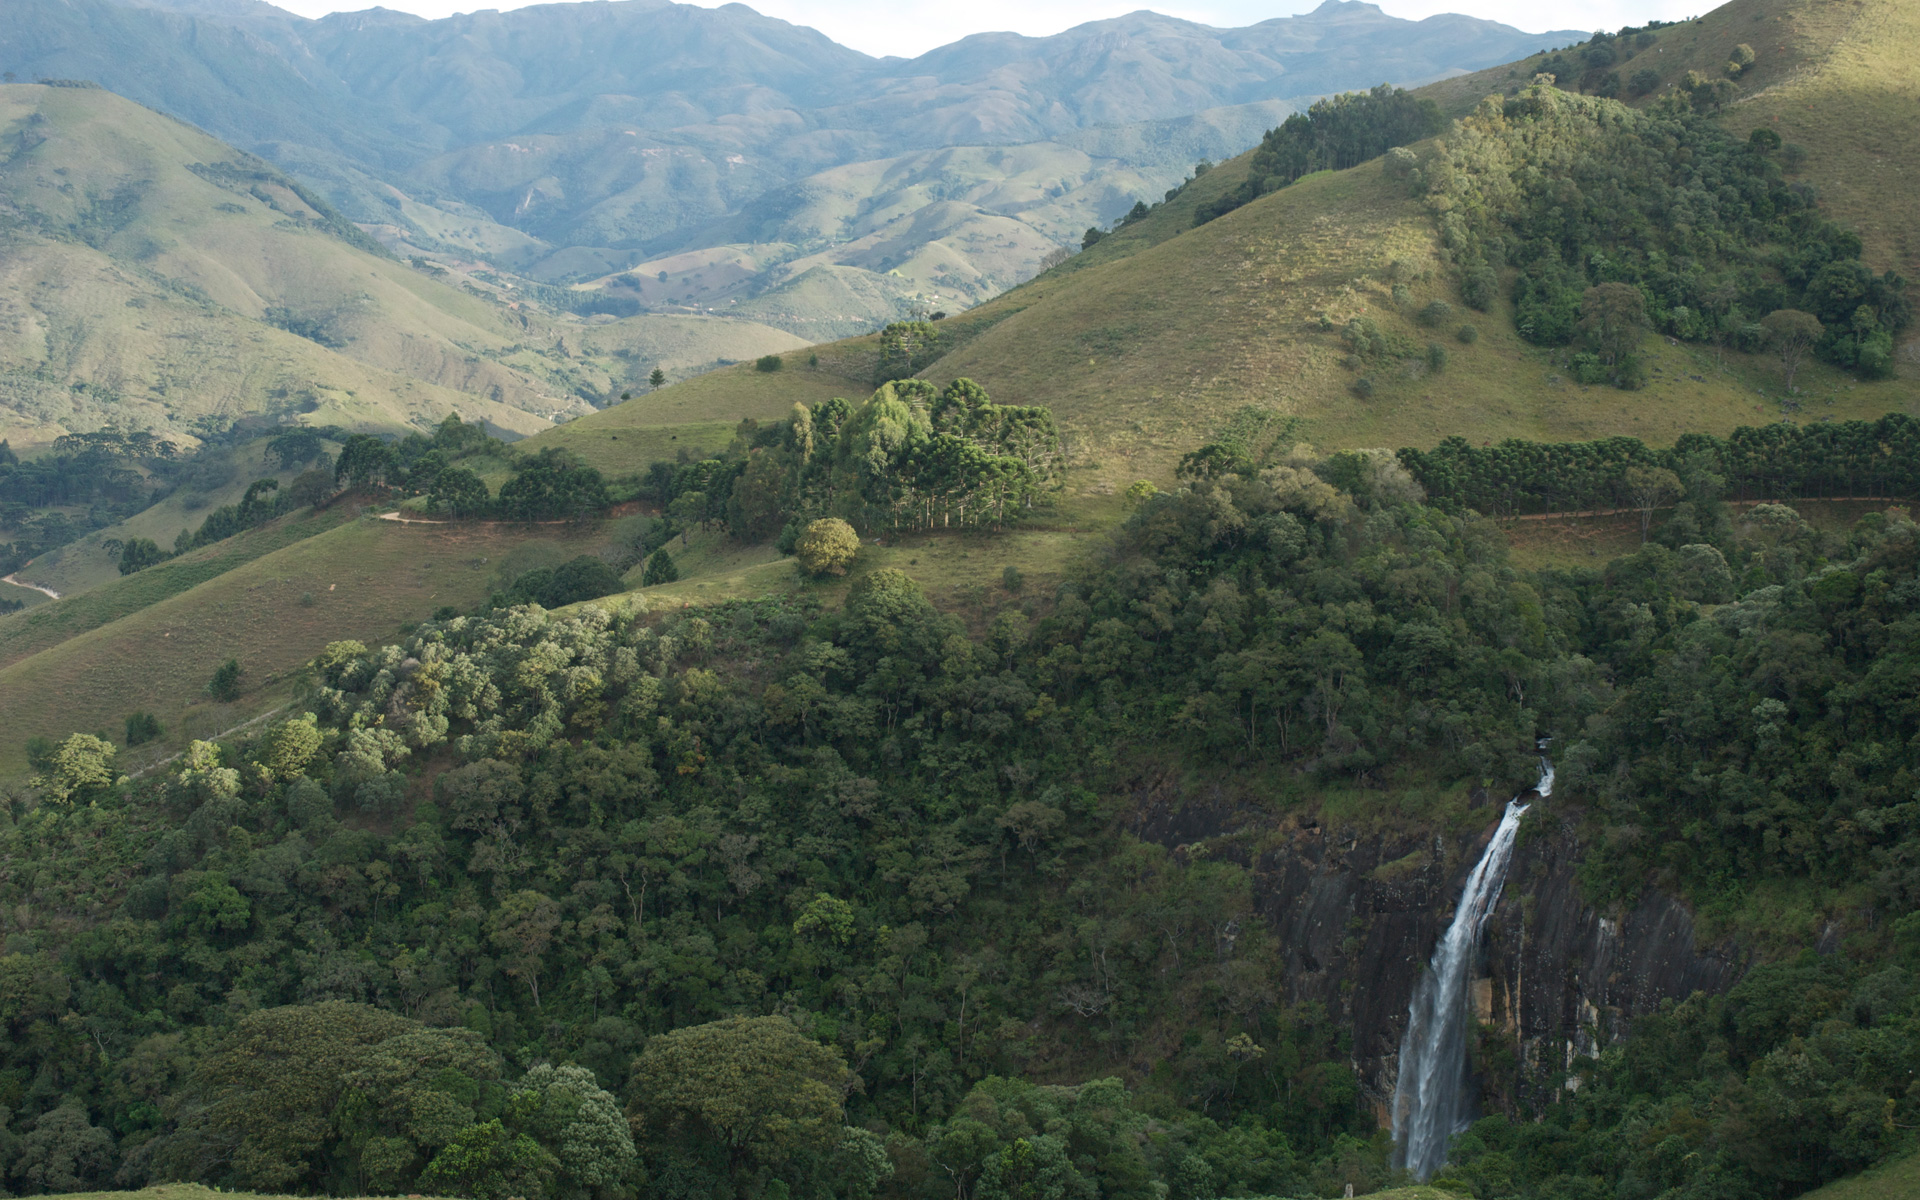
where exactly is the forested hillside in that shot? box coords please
[1,2,1919,1199]
[5,429,1920,1199]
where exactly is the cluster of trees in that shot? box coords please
[1425,81,1910,383]
[645,379,1062,546]
[1527,24,1668,98]
[8,423,1920,1200]
[1195,86,1442,225]
[487,555,627,610]
[0,430,181,574]
[327,416,614,524]
[1079,161,1212,250]
[1396,414,1920,518]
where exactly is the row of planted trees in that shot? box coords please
[647,378,1063,548]
[1395,413,1920,518]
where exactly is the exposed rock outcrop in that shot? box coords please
[1131,783,1744,1121]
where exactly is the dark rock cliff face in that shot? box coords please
[1130,783,1745,1124]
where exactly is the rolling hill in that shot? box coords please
[7,0,1919,781]
[519,0,1919,516]
[0,511,622,774]
[0,82,808,446]
[2,0,1583,338]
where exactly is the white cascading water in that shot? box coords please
[1391,760,1553,1181]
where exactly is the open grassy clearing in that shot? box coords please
[1799,1151,1920,1200]
[0,517,606,775]
[518,359,867,476]
[0,506,353,670]
[597,524,1101,628]
[20,439,339,597]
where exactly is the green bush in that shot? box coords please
[754,354,784,373]
[796,517,860,577]
[206,658,243,702]
[1456,324,1479,344]
[124,711,162,746]
[1417,300,1454,327]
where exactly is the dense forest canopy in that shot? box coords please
[0,431,182,575]
[1196,86,1443,226]
[5,421,1920,1200]
[642,379,1063,551]
[1424,82,1910,383]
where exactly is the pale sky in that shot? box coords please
[266,0,1711,59]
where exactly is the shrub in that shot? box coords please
[795,518,859,577]
[499,556,626,608]
[1457,324,1480,344]
[1417,300,1454,327]
[1352,377,1376,398]
[124,711,162,747]
[1002,566,1024,593]
[207,658,243,702]
[1462,266,1498,311]
[1426,343,1449,372]
[754,354,784,373]
[1628,68,1662,96]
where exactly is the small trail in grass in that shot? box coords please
[2,573,60,600]
[378,511,572,527]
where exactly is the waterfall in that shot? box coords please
[1391,761,1552,1181]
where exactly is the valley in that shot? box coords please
[0,0,1917,1199]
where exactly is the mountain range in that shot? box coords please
[1,0,1582,335]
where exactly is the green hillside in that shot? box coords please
[0,83,806,448]
[1422,0,1920,285]
[519,0,1916,538]
[0,505,352,671]
[1799,1152,1920,1200]
[0,515,614,775]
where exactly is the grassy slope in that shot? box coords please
[0,516,603,775]
[1800,1151,1920,1200]
[19,438,326,597]
[520,360,869,476]
[1420,0,1920,287]
[0,84,805,447]
[526,0,1918,534]
[608,524,1099,629]
[0,506,353,670]
[0,579,52,609]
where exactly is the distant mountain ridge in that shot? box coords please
[0,0,1581,339]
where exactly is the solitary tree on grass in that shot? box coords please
[1761,308,1823,392]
